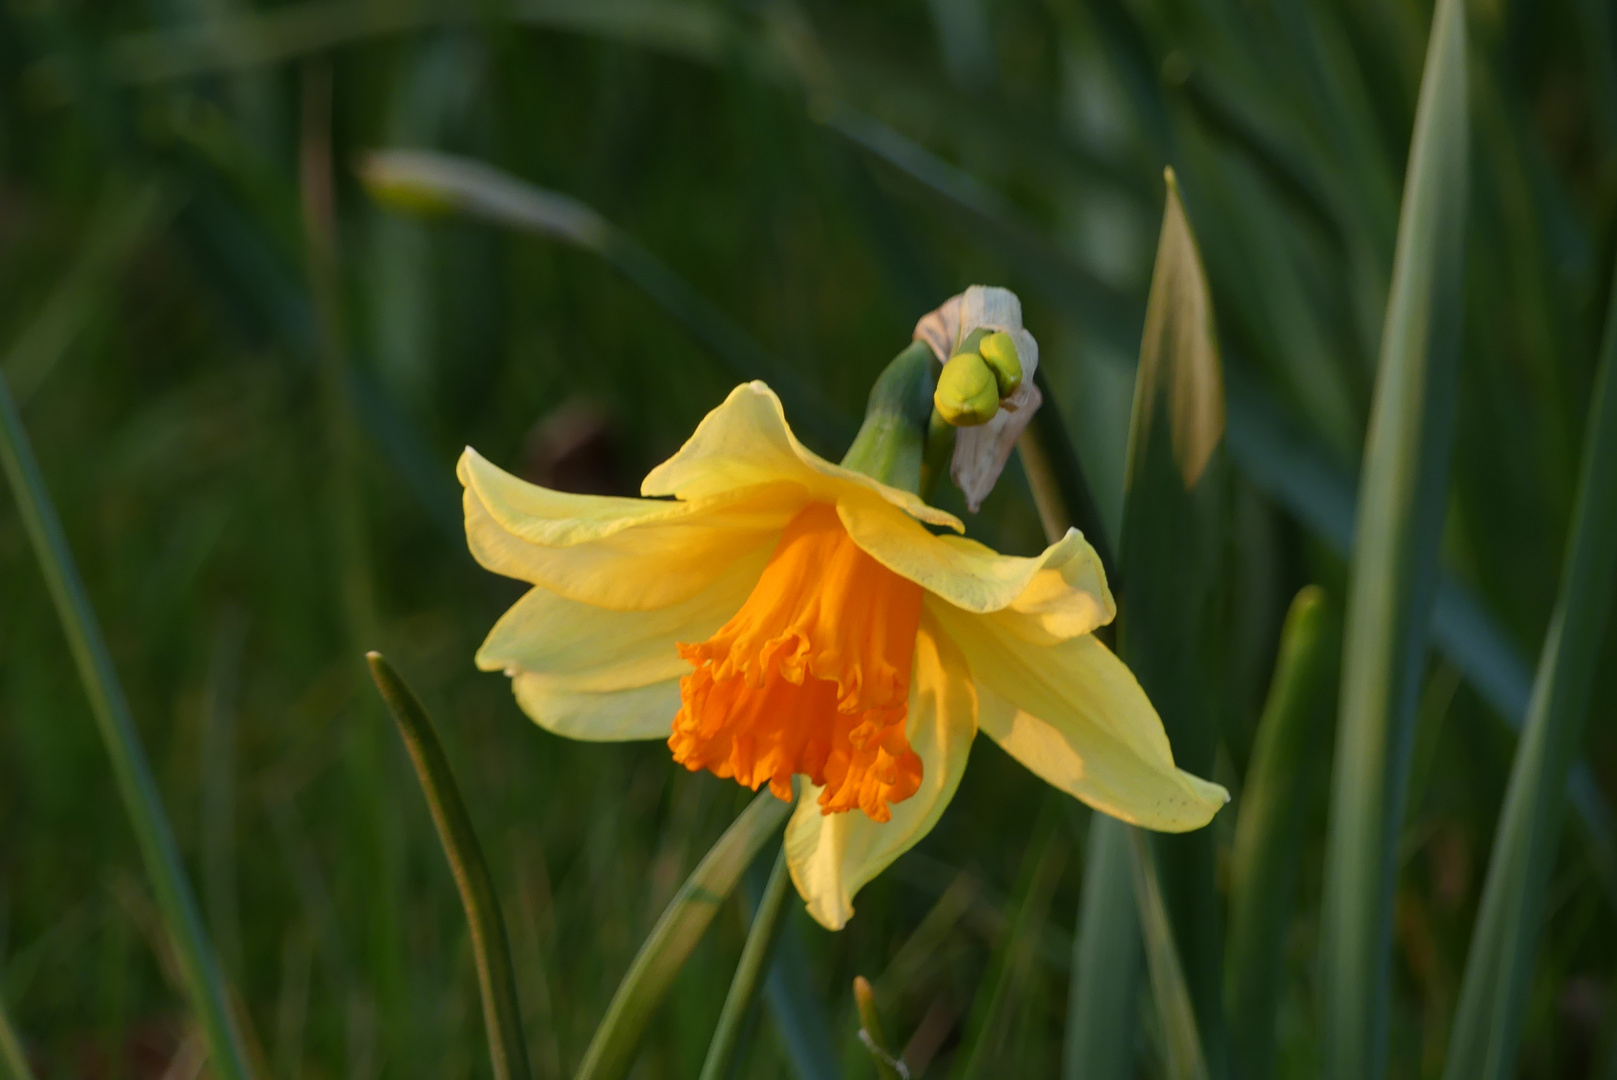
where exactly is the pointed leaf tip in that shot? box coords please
[1128,176,1226,492]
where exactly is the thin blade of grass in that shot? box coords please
[357,149,850,452]
[1064,817,1140,1080]
[0,376,251,1080]
[1116,170,1229,1079]
[698,845,792,1080]
[0,991,35,1080]
[3,180,170,406]
[1440,273,1617,1080]
[1319,0,1469,1075]
[99,0,727,84]
[853,976,907,1080]
[1130,831,1210,1080]
[575,790,791,1080]
[950,803,1065,1080]
[1225,587,1340,1080]
[365,653,531,1080]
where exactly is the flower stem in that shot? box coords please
[365,653,532,1080]
[841,341,938,492]
[0,373,251,1080]
[697,845,792,1080]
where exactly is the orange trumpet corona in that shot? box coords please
[669,502,925,821]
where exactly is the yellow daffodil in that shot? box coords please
[462,381,1227,929]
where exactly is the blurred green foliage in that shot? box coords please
[2,0,1616,1077]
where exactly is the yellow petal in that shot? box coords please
[837,494,1114,641]
[785,613,976,930]
[640,382,963,532]
[932,603,1228,831]
[512,676,682,741]
[460,446,797,610]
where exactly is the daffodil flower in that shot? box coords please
[462,381,1228,929]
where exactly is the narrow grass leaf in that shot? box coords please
[1319,0,1469,1075]
[1064,816,1140,1080]
[698,845,792,1080]
[853,976,907,1080]
[0,991,35,1080]
[1440,273,1617,1080]
[366,653,532,1080]
[950,806,1065,1080]
[358,149,849,451]
[3,179,169,405]
[1226,587,1340,1080]
[0,376,251,1080]
[1130,831,1211,1080]
[575,791,791,1080]
[1117,170,1229,1079]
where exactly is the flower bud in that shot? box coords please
[934,352,1000,426]
[978,331,1023,397]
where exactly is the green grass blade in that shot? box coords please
[358,149,850,451]
[1130,831,1211,1080]
[575,791,791,1080]
[1116,169,1229,1080]
[1319,0,1469,1074]
[1226,587,1340,1080]
[0,991,36,1080]
[1064,816,1141,1080]
[852,976,906,1080]
[698,845,792,1080]
[951,803,1065,1080]
[365,654,532,1080]
[1440,273,1617,1080]
[0,377,252,1080]
[100,0,726,84]
[3,180,169,406]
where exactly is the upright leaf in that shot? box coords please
[0,368,251,1080]
[1226,587,1340,1080]
[1117,169,1229,1079]
[575,791,791,1080]
[0,992,35,1080]
[1064,817,1141,1080]
[1319,0,1469,1075]
[1440,274,1617,1080]
[366,654,532,1080]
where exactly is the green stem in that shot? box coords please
[0,376,250,1080]
[840,341,938,491]
[365,654,532,1080]
[0,991,36,1080]
[576,791,790,1080]
[697,845,793,1080]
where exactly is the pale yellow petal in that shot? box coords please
[785,613,976,930]
[512,676,682,741]
[460,446,797,610]
[837,494,1114,641]
[640,381,963,532]
[476,564,756,690]
[932,602,1227,831]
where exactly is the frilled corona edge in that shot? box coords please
[460,381,1229,930]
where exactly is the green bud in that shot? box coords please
[978,331,1023,397]
[934,353,1000,426]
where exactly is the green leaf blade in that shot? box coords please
[1319,0,1470,1075]
[575,790,791,1080]
[1441,273,1617,1080]
[1225,587,1340,1080]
